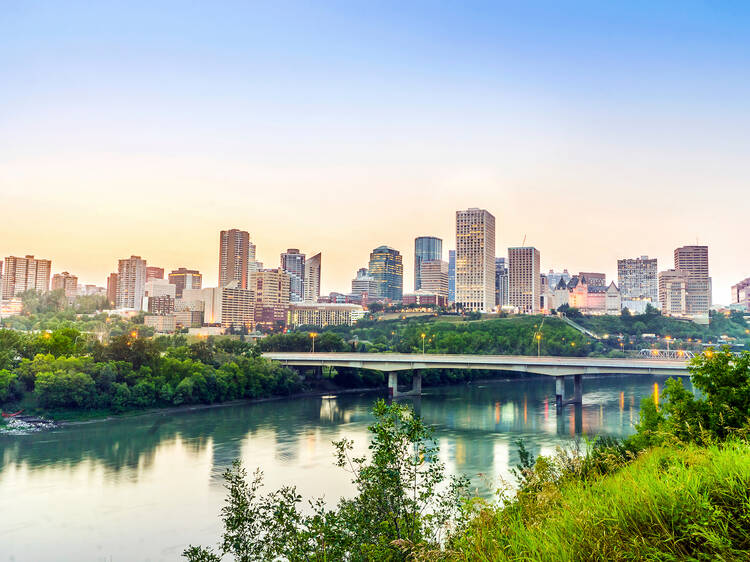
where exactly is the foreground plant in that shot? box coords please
[184,400,469,561]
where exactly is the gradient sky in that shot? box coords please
[2,1,749,301]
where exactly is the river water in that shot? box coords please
[0,374,687,561]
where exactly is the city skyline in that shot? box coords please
[2,2,749,301]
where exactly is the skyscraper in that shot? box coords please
[351,267,378,298]
[146,266,164,282]
[617,256,658,302]
[455,208,496,312]
[281,249,306,302]
[508,247,541,314]
[495,257,509,307]
[419,260,449,298]
[106,273,118,306]
[116,255,147,309]
[304,253,322,303]
[219,229,250,289]
[168,268,202,298]
[414,236,442,291]
[368,246,403,301]
[448,250,456,303]
[674,245,710,315]
[249,268,291,330]
[1,255,52,299]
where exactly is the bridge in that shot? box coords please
[262,352,689,408]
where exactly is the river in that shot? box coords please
[0,374,686,561]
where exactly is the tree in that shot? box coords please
[183,401,469,561]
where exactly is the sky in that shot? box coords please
[1,1,749,301]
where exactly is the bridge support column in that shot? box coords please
[555,376,565,409]
[573,374,583,404]
[411,371,422,396]
[388,372,398,399]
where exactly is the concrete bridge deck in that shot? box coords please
[262,352,690,406]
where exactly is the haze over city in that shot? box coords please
[3,1,749,299]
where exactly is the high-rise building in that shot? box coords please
[1,255,52,299]
[351,267,378,299]
[280,249,306,302]
[674,245,710,315]
[495,257,509,307]
[414,237,442,291]
[106,273,118,306]
[146,266,164,282]
[455,208,496,312]
[168,268,202,298]
[51,272,78,297]
[617,256,658,303]
[419,260,449,298]
[249,268,291,330]
[187,286,254,331]
[659,269,690,316]
[732,278,750,311]
[304,253,322,303]
[219,229,250,289]
[368,246,403,301]
[116,255,147,309]
[448,250,456,303]
[508,247,541,314]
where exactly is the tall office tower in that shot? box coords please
[455,208,496,312]
[419,260,449,297]
[368,246,403,301]
[0,261,3,294]
[351,267,378,298]
[414,236,442,291]
[146,267,164,282]
[168,268,202,298]
[495,257,509,307]
[448,250,456,303]
[51,272,78,298]
[304,253,322,303]
[617,256,658,302]
[281,249,306,302]
[674,245,710,315]
[508,247,541,314]
[219,229,250,289]
[659,269,690,316]
[249,268,291,330]
[116,255,147,309]
[1,255,52,299]
[248,241,261,274]
[579,272,606,287]
[106,273,118,306]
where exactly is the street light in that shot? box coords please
[421,333,426,354]
[130,331,138,339]
[309,332,318,353]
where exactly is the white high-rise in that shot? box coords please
[116,255,147,310]
[455,208,496,312]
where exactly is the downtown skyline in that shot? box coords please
[2,2,749,300]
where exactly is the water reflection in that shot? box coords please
[0,374,689,562]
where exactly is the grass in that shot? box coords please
[447,442,750,561]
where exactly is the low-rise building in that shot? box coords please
[144,314,177,333]
[401,292,448,307]
[288,303,365,328]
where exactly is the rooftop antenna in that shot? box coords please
[521,234,526,247]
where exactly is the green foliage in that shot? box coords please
[0,369,21,403]
[184,401,470,561]
[448,442,750,561]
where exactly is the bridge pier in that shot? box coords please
[388,370,422,399]
[556,374,583,411]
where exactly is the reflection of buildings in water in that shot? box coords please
[318,398,354,424]
[449,433,495,474]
